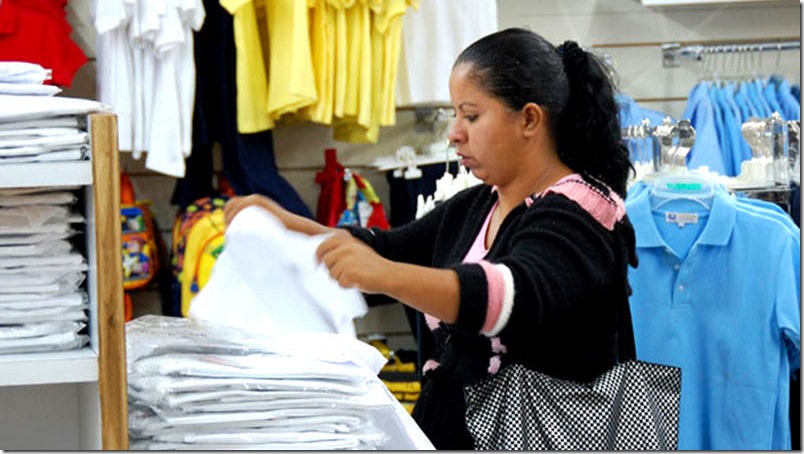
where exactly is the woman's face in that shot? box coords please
[448,63,524,186]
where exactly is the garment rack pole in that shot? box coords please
[662,40,800,68]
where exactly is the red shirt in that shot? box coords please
[0,1,86,87]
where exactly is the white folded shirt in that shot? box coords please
[0,82,61,96]
[0,193,77,207]
[0,252,85,269]
[0,331,88,354]
[0,291,87,309]
[0,117,81,131]
[0,239,72,257]
[0,95,104,122]
[0,62,51,85]
[0,321,85,339]
[131,353,372,383]
[0,148,85,163]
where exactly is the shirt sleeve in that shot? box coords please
[450,195,625,340]
[775,235,801,375]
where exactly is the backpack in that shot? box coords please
[179,209,226,316]
[121,203,160,290]
[169,196,229,317]
[120,173,161,291]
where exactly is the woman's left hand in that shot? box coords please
[316,230,393,294]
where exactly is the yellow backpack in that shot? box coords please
[179,209,226,316]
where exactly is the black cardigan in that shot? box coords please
[346,182,638,449]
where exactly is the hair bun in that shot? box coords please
[556,40,588,75]
[557,41,584,61]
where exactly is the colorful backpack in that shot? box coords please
[169,196,229,317]
[179,209,226,316]
[120,173,161,292]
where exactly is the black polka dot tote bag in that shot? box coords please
[464,360,681,450]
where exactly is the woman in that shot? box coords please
[224,27,638,450]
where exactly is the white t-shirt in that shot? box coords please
[189,206,368,337]
[395,0,498,107]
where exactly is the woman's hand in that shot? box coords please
[225,194,332,236]
[315,229,393,294]
[224,194,285,226]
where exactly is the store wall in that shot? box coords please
[62,0,800,341]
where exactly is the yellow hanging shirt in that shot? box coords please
[264,0,318,120]
[333,0,376,143]
[333,0,411,143]
[220,0,274,133]
[304,0,335,125]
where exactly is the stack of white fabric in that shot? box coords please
[0,186,89,354]
[0,77,104,355]
[0,62,103,165]
[127,315,433,450]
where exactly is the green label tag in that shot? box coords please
[664,182,703,191]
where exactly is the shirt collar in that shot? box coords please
[627,184,735,248]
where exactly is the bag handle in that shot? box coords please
[613,238,638,365]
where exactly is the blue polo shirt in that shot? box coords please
[683,83,726,175]
[737,80,761,119]
[777,79,801,121]
[626,188,800,450]
[723,82,754,163]
[629,179,800,306]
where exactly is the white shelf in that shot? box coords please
[0,161,93,188]
[0,347,98,386]
[373,149,459,172]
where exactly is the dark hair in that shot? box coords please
[453,27,632,197]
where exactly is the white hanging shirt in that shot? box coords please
[143,0,205,176]
[395,0,498,107]
[95,0,204,176]
[94,0,136,152]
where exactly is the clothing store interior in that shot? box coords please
[0,0,800,450]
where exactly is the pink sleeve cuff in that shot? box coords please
[478,260,514,337]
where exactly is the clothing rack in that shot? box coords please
[662,39,801,68]
[622,117,696,174]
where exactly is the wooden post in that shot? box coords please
[90,113,128,450]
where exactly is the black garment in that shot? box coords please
[385,162,460,228]
[171,0,311,220]
[384,162,460,375]
[346,181,638,449]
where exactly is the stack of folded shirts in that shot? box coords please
[0,185,89,354]
[0,62,103,165]
[126,315,434,450]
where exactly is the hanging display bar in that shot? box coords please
[661,40,800,68]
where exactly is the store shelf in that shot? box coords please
[0,161,93,188]
[0,347,98,386]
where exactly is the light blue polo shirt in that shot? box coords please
[683,83,727,175]
[763,79,784,117]
[777,79,801,121]
[723,82,754,163]
[714,85,745,176]
[629,181,800,306]
[737,80,761,119]
[625,188,800,450]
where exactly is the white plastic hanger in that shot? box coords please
[645,118,715,211]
